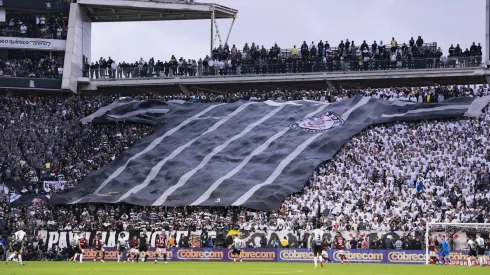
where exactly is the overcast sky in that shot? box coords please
[91,0,486,63]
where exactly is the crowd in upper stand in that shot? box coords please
[84,37,483,79]
[0,55,64,78]
[0,85,489,246]
[1,13,69,40]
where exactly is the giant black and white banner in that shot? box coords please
[52,96,490,210]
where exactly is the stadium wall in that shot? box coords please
[71,247,479,265]
[62,3,91,92]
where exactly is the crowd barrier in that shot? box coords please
[80,248,481,265]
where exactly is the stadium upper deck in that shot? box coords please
[79,67,490,94]
[62,0,490,93]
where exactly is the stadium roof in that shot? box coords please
[77,0,238,22]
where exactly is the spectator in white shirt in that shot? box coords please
[19,24,27,36]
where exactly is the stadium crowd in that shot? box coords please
[0,56,64,78]
[1,85,490,253]
[1,13,69,40]
[84,38,483,79]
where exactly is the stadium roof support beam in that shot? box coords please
[225,17,236,46]
[210,11,214,57]
[179,84,190,95]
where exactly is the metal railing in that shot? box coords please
[83,57,482,80]
[1,29,67,40]
[229,42,438,60]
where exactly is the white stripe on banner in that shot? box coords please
[297,99,331,105]
[392,101,416,106]
[381,105,469,118]
[80,100,135,124]
[152,105,287,206]
[341,97,371,121]
[69,103,225,205]
[107,108,169,119]
[116,103,254,202]
[263,100,302,106]
[231,132,323,207]
[191,104,329,206]
[232,97,370,207]
[465,96,490,117]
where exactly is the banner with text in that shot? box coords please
[0,37,66,51]
[38,229,471,251]
[0,78,62,90]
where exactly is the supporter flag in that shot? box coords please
[227,229,241,237]
[52,95,490,210]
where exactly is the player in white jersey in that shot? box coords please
[117,233,129,262]
[7,229,26,266]
[467,238,477,266]
[230,235,242,263]
[14,230,26,242]
[475,234,487,266]
[312,225,324,268]
[70,232,85,263]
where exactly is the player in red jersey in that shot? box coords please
[155,232,168,264]
[428,237,439,264]
[334,232,349,264]
[321,239,333,263]
[78,233,87,263]
[129,236,140,262]
[93,233,106,262]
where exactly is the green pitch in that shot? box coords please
[3,261,488,275]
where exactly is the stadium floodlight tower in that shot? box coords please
[426,222,489,265]
[62,0,238,93]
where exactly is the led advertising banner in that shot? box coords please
[74,248,482,265]
[0,0,70,12]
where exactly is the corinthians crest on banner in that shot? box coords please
[289,112,344,133]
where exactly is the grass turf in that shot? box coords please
[2,261,489,275]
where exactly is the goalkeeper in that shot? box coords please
[440,235,451,265]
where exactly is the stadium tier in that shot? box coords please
[1,86,490,255]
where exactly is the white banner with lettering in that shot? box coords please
[37,229,469,250]
[43,181,65,192]
[0,37,66,51]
